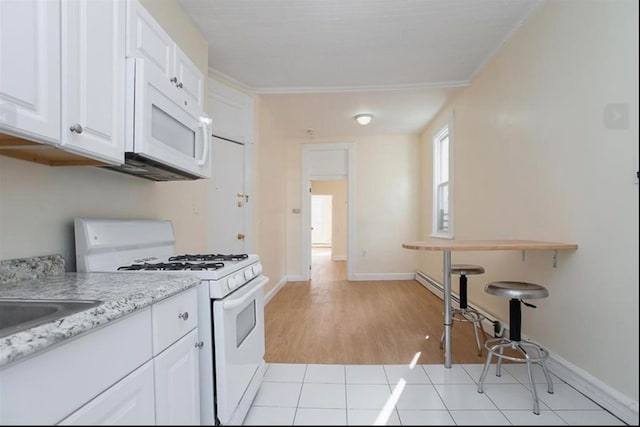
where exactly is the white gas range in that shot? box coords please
[74,218,268,426]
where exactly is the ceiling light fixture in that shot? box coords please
[354,113,373,126]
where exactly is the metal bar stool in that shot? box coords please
[440,264,487,356]
[477,281,554,415]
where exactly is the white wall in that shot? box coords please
[285,135,420,278]
[419,0,638,408]
[255,99,288,295]
[0,0,209,269]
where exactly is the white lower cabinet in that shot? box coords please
[154,329,200,425]
[0,288,200,426]
[59,361,155,425]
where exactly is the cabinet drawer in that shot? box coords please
[0,307,152,425]
[151,287,197,355]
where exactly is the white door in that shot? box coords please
[0,0,60,144]
[311,195,332,246]
[154,329,200,425]
[59,361,156,425]
[207,136,246,254]
[61,0,125,164]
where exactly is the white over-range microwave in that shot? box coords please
[105,58,212,181]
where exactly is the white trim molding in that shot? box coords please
[331,255,347,261]
[547,355,639,425]
[286,275,307,283]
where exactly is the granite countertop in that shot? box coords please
[0,272,201,368]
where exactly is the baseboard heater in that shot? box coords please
[415,270,504,337]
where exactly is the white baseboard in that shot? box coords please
[286,274,306,282]
[414,270,638,425]
[350,272,415,281]
[331,255,347,261]
[547,354,638,425]
[264,276,287,305]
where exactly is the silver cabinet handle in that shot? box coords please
[69,124,83,134]
[176,82,183,88]
[178,312,189,320]
[170,76,178,83]
[195,341,204,349]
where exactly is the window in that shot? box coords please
[432,117,453,237]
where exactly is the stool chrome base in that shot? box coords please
[477,337,554,415]
[440,308,487,356]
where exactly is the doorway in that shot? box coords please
[311,194,332,247]
[301,143,355,281]
[311,180,348,261]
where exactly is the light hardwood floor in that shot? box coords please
[265,247,493,365]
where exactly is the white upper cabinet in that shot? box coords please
[174,48,203,108]
[208,78,254,144]
[127,0,203,109]
[0,0,61,144]
[61,0,126,164]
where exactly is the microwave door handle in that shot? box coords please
[197,119,210,166]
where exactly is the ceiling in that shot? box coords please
[178,0,541,137]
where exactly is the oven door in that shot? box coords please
[127,58,211,178]
[213,275,267,425]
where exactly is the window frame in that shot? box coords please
[431,114,454,239]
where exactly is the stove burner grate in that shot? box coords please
[168,253,249,262]
[117,261,225,271]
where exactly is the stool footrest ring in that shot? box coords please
[484,338,549,363]
[477,337,553,415]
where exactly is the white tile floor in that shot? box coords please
[243,363,626,426]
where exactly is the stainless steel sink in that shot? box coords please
[0,298,102,338]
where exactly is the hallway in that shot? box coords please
[265,247,495,365]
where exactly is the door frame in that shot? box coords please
[301,142,355,281]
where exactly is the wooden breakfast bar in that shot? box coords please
[402,239,578,368]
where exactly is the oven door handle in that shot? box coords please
[222,275,268,311]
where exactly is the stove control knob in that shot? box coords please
[244,269,253,280]
[252,265,259,275]
[234,274,243,286]
[227,276,236,289]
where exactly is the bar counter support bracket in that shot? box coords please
[553,250,558,268]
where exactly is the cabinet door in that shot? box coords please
[59,361,155,426]
[0,0,60,144]
[208,78,254,143]
[61,0,125,164]
[174,47,203,109]
[126,0,174,79]
[154,329,201,425]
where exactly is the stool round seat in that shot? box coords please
[485,281,548,300]
[450,264,485,276]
